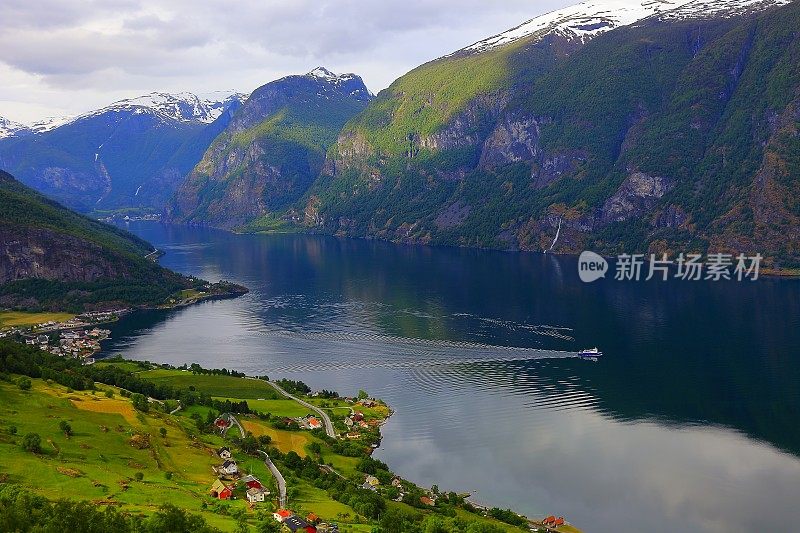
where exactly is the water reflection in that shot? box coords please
[102,222,800,533]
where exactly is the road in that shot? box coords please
[259,450,287,508]
[266,380,336,438]
[226,413,246,438]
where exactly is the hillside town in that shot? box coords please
[0,311,120,363]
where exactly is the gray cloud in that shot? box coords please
[0,0,573,122]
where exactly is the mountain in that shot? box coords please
[166,68,372,229]
[0,117,31,139]
[0,92,245,213]
[0,169,198,311]
[296,0,799,270]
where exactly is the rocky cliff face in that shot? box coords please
[168,68,372,229]
[0,224,132,284]
[0,170,192,310]
[303,0,800,270]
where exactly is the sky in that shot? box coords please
[0,0,574,124]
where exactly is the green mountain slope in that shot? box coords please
[303,0,799,270]
[0,170,195,311]
[168,68,372,229]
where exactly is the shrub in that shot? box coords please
[16,377,31,391]
[22,432,42,453]
[134,472,144,481]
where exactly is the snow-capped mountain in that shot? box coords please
[0,91,246,140]
[0,90,247,212]
[306,67,373,101]
[457,0,791,54]
[86,91,246,124]
[0,117,31,139]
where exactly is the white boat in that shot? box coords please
[578,347,602,358]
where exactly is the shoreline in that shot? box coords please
[146,219,800,279]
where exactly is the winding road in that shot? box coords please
[266,380,336,438]
[259,450,287,508]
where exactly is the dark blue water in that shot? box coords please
[102,222,800,533]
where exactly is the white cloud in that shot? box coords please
[0,0,573,123]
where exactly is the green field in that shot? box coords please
[0,311,74,330]
[0,379,235,530]
[1,355,555,533]
[137,369,280,399]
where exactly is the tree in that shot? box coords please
[58,420,72,437]
[134,472,144,481]
[131,393,149,413]
[22,432,41,453]
[309,442,322,456]
[358,389,369,400]
[17,377,31,391]
[159,427,167,438]
[256,513,281,533]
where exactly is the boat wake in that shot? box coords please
[253,329,578,373]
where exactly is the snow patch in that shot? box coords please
[454,0,790,55]
[0,116,30,139]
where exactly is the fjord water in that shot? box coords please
[104,222,800,533]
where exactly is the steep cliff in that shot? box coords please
[306,0,799,269]
[0,170,194,311]
[167,68,372,229]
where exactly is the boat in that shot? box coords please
[578,347,602,358]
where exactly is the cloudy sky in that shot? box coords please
[0,0,575,123]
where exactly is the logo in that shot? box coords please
[578,251,608,283]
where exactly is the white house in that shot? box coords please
[217,446,232,459]
[246,487,267,503]
[219,459,239,476]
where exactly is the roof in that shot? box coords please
[283,515,315,532]
[222,460,237,468]
[218,446,231,452]
[275,509,292,518]
[247,487,266,495]
[210,479,232,492]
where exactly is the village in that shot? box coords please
[0,310,120,363]
[203,393,421,533]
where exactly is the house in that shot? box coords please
[283,515,317,533]
[214,418,230,430]
[365,475,379,487]
[306,416,322,430]
[306,513,320,524]
[219,459,239,476]
[274,509,292,522]
[246,487,267,503]
[218,446,232,459]
[343,417,353,428]
[420,496,435,506]
[391,477,403,487]
[353,412,365,422]
[209,479,233,500]
[241,474,263,489]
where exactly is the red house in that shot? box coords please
[210,479,233,500]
